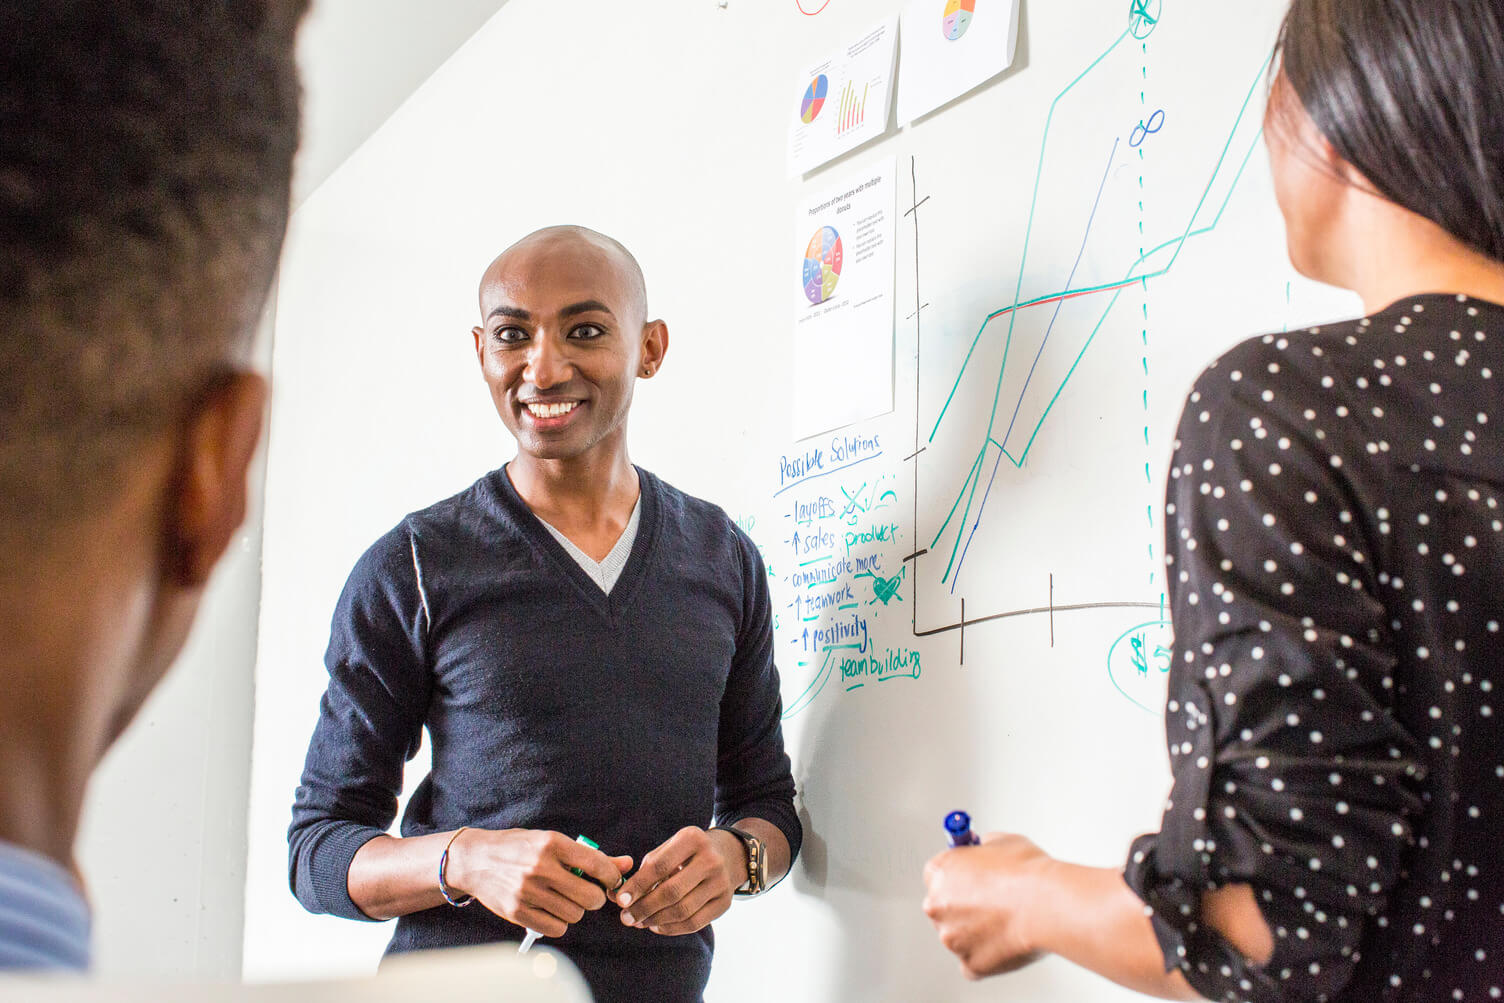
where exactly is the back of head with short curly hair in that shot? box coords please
[0,1,307,526]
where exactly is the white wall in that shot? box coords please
[292,0,512,207]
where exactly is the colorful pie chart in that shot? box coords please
[944,0,975,40]
[803,226,843,305]
[801,74,828,124]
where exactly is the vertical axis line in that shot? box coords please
[910,156,923,636]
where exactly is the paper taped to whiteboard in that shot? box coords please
[786,16,898,177]
[791,159,896,441]
[898,0,1021,124]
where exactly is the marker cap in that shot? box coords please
[944,811,972,838]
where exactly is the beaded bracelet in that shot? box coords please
[438,827,475,907]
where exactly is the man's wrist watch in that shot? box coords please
[713,825,766,896]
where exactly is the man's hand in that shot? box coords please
[922,832,1051,980]
[613,826,744,936]
[446,829,633,938]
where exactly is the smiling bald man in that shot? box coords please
[288,226,801,1003]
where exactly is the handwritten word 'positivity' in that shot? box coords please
[801,612,869,654]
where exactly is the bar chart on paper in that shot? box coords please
[836,79,869,135]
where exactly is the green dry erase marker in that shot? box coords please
[519,834,600,954]
[569,834,599,879]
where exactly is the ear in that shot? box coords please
[166,372,268,587]
[639,319,669,379]
[472,325,486,368]
[1310,126,1350,181]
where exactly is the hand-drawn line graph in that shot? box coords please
[921,11,1273,594]
[895,1,1276,657]
[781,3,1271,718]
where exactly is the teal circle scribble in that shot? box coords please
[1129,0,1161,40]
[1106,618,1174,715]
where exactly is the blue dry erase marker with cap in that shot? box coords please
[519,835,601,954]
[944,810,980,848]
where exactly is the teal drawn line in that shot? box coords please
[782,648,833,719]
[929,27,1131,446]
[1106,619,1173,716]
[932,61,1268,445]
[928,447,986,549]
[1010,289,1123,466]
[929,49,1274,584]
[926,28,1131,451]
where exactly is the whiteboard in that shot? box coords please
[243,0,1359,999]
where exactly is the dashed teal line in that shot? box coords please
[930,56,1272,448]
[928,46,1274,584]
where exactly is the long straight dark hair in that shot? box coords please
[1272,0,1504,263]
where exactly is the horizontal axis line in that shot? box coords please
[913,600,1160,638]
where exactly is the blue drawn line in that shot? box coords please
[951,137,1120,587]
[930,27,1131,448]
[931,50,1274,584]
[773,451,886,498]
[1000,137,1121,451]
[953,446,1005,594]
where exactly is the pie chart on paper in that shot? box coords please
[943,0,975,40]
[803,226,843,305]
[801,74,829,124]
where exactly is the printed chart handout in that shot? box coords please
[791,159,896,440]
[787,16,899,177]
[898,0,1021,124]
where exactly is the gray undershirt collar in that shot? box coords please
[537,495,642,594]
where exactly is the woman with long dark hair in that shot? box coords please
[923,1,1504,998]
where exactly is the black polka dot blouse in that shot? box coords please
[1124,294,1504,1001]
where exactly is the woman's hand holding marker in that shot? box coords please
[923,830,1050,980]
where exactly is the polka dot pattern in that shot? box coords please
[1124,296,1504,1001]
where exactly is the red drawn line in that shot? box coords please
[796,0,831,14]
[983,277,1141,322]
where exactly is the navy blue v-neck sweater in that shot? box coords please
[288,467,801,1002]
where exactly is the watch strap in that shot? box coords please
[713,825,766,896]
